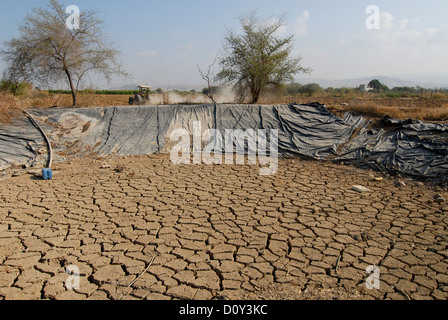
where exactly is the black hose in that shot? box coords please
[23,111,53,169]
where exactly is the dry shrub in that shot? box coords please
[432,93,447,100]
[0,93,23,124]
[423,103,448,121]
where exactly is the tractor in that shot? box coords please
[129,85,151,105]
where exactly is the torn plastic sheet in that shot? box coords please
[0,103,447,183]
[336,117,448,181]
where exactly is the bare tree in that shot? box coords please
[217,11,311,104]
[197,56,219,104]
[1,0,128,107]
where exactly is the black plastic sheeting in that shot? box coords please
[0,116,47,171]
[1,103,447,183]
[336,115,448,181]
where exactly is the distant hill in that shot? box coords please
[108,74,448,91]
[294,74,448,89]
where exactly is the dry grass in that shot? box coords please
[0,93,23,124]
[259,94,448,122]
[339,102,448,121]
[25,91,129,108]
[0,91,130,124]
[2,89,448,125]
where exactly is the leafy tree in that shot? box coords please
[216,11,311,103]
[391,86,417,93]
[1,0,127,107]
[0,77,30,96]
[300,83,322,96]
[368,79,389,92]
[286,82,303,95]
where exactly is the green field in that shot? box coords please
[47,89,142,95]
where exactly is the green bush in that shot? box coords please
[368,79,389,93]
[284,82,322,96]
[300,83,322,96]
[385,91,415,99]
[0,80,29,96]
[285,82,302,95]
[47,89,142,95]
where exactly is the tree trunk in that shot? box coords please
[251,88,260,104]
[64,69,77,107]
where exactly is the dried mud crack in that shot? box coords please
[1,154,447,300]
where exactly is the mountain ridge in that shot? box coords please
[294,74,448,89]
[109,74,448,91]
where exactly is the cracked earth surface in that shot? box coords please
[1,154,448,300]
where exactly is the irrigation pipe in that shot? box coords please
[23,110,53,169]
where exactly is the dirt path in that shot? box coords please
[0,154,447,300]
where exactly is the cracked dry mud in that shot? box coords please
[1,154,448,300]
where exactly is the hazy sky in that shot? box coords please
[1,0,447,89]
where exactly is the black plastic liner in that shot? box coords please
[1,103,447,183]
